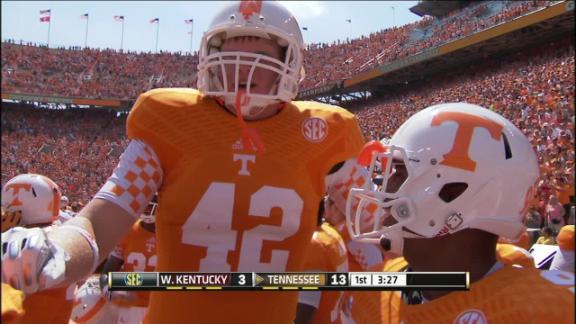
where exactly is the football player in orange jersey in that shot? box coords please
[100,196,157,324]
[343,103,575,323]
[296,201,349,324]
[1,2,365,323]
[0,174,77,324]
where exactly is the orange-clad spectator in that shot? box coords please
[546,195,566,233]
[536,227,556,245]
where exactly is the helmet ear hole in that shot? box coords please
[502,132,513,159]
[438,183,468,203]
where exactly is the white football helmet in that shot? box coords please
[140,194,157,224]
[346,103,539,254]
[197,0,305,118]
[1,174,61,226]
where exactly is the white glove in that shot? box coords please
[1,226,68,294]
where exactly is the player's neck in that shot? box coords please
[221,102,284,121]
[419,252,497,300]
[410,236,498,301]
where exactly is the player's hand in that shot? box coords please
[1,227,68,294]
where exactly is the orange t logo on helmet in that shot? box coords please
[431,111,503,172]
[239,0,263,21]
[5,183,32,207]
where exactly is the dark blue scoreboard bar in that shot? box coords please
[109,272,469,291]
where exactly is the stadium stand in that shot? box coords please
[1,0,573,229]
[1,1,559,98]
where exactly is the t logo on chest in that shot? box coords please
[233,154,256,176]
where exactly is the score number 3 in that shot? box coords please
[182,183,303,272]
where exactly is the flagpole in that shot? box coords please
[47,18,51,47]
[189,21,193,54]
[84,16,89,48]
[392,6,396,27]
[155,21,160,53]
[121,19,125,51]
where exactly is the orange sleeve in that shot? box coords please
[20,287,74,324]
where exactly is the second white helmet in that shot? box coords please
[347,103,539,253]
[1,173,62,226]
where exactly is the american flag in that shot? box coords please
[81,13,89,19]
[40,9,51,22]
[114,15,124,22]
[184,19,193,24]
[150,18,159,23]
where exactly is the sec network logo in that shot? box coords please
[124,273,143,286]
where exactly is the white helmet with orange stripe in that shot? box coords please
[1,173,61,227]
[198,0,305,118]
[346,103,539,254]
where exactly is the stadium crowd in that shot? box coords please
[351,36,575,232]
[1,2,574,323]
[1,1,558,97]
[2,36,573,236]
[1,107,128,207]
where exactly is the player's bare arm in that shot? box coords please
[48,199,135,285]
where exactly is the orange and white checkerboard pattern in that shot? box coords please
[327,159,380,230]
[95,140,163,219]
[326,159,368,215]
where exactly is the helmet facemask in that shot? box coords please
[199,29,303,120]
[346,145,421,253]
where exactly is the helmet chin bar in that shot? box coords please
[201,50,295,118]
[345,145,421,254]
[346,188,416,240]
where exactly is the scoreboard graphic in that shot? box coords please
[109,272,469,291]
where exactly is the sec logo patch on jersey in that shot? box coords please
[302,117,328,143]
[454,309,487,324]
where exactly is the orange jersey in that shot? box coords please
[111,220,156,307]
[19,286,75,324]
[2,283,25,324]
[302,222,348,324]
[343,258,575,324]
[125,89,364,323]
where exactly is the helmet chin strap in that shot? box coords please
[235,90,266,153]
